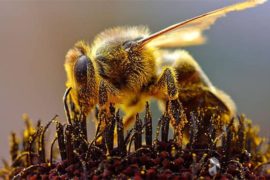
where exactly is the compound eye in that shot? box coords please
[74,55,90,85]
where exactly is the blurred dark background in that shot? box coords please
[0,0,269,164]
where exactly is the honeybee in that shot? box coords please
[64,0,265,128]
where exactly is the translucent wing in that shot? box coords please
[138,0,266,48]
[147,28,206,48]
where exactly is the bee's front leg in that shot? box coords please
[98,80,109,107]
[98,80,121,145]
[98,80,119,110]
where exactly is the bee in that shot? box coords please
[64,0,265,128]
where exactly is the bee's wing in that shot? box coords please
[138,0,266,48]
[147,28,206,48]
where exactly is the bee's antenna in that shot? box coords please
[63,87,72,124]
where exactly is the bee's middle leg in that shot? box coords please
[155,67,178,100]
[154,67,186,125]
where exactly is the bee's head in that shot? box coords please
[65,41,98,113]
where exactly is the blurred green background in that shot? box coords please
[0,0,269,164]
